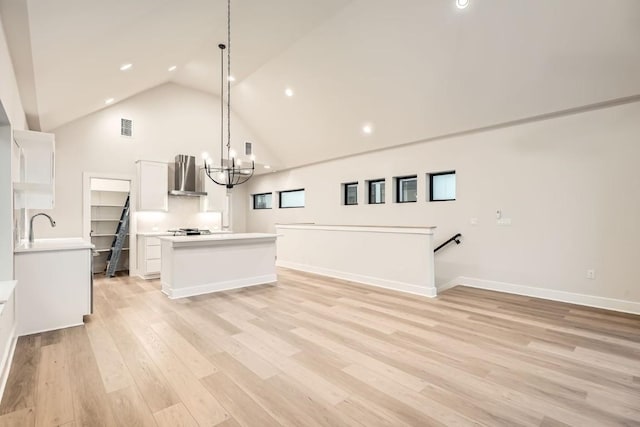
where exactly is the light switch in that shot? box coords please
[470,218,478,225]
[497,218,512,226]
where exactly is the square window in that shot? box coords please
[429,171,456,201]
[343,182,358,205]
[279,189,305,208]
[396,176,417,203]
[368,179,385,204]
[252,193,272,209]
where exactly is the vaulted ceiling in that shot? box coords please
[2,0,639,170]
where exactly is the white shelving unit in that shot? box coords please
[13,129,55,209]
[90,184,130,274]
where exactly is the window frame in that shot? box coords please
[429,170,456,202]
[343,182,358,206]
[278,188,305,209]
[395,175,418,203]
[252,192,272,210]
[367,179,386,205]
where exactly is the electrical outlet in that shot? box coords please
[497,218,512,226]
[586,269,596,280]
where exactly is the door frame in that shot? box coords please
[82,171,136,276]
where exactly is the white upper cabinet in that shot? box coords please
[13,129,55,209]
[136,160,168,211]
[199,167,227,212]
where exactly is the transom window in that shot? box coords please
[396,175,417,203]
[368,179,385,204]
[279,189,305,208]
[252,192,272,209]
[429,171,456,201]
[343,182,358,205]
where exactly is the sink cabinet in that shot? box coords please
[0,281,17,394]
[14,240,92,335]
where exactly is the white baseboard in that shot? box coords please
[436,278,459,293]
[277,260,437,298]
[441,276,640,315]
[137,273,160,280]
[0,325,17,402]
[19,321,85,337]
[162,274,278,299]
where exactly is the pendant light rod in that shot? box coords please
[219,43,225,167]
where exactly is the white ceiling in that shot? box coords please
[2,0,639,169]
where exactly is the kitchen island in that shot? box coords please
[158,233,278,299]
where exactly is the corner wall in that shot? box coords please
[245,101,640,307]
[0,17,26,280]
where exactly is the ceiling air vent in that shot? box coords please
[120,118,133,137]
[245,141,252,155]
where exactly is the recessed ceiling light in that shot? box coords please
[456,0,469,9]
[168,65,177,72]
[264,165,271,169]
[105,98,114,105]
[285,88,294,97]
[362,124,373,134]
[120,63,133,71]
[227,75,236,82]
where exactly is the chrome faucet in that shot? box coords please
[29,213,56,243]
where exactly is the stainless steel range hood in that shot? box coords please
[169,154,207,196]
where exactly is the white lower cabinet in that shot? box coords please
[137,234,169,279]
[0,281,17,395]
[15,247,92,336]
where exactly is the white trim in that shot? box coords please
[436,278,459,293]
[277,260,437,298]
[0,325,17,402]
[444,276,640,315]
[137,272,160,280]
[161,274,277,299]
[275,224,436,235]
[19,321,85,337]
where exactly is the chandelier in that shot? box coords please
[205,0,254,189]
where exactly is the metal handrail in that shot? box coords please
[434,233,462,253]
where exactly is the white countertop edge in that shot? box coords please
[15,238,95,253]
[275,224,436,235]
[0,280,17,303]
[159,233,278,246]
[137,230,232,236]
[136,232,175,236]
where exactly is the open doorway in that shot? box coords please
[82,173,135,278]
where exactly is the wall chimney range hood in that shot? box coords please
[169,154,207,197]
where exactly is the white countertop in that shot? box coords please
[137,230,231,236]
[15,238,95,253]
[159,233,278,247]
[0,280,16,303]
[137,231,174,236]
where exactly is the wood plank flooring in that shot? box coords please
[1,268,639,426]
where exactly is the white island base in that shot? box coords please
[159,233,278,299]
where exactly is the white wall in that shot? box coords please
[0,17,26,280]
[245,100,640,304]
[0,17,26,130]
[34,83,267,239]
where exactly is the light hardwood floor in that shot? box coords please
[1,268,639,426]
